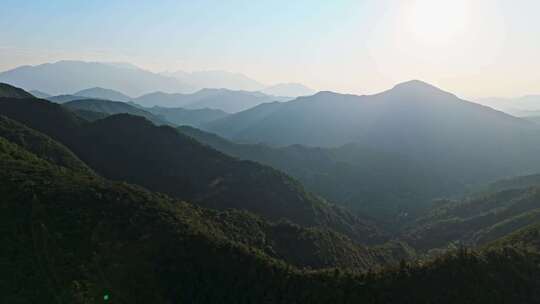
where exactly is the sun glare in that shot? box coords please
[405,0,472,47]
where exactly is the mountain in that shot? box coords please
[29,89,51,98]
[179,126,462,220]
[164,70,265,91]
[134,88,289,113]
[3,130,540,304]
[262,83,316,97]
[0,82,35,98]
[2,113,540,303]
[63,99,171,126]
[476,95,540,116]
[47,94,86,103]
[204,80,540,191]
[74,87,132,102]
[0,97,384,244]
[0,60,194,96]
[145,106,229,127]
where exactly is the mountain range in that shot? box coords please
[3,83,540,302]
[0,61,194,96]
[203,80,540,194]
[132,88,290,113]
[4,119,540,303]
[0,60,315,99]
[0,95,384,244]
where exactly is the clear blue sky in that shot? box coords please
[1,0,539,97]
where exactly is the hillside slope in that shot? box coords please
[63,99,171,126]
[0,97,383,244]
[2,132,540,303]
[0,115,92,174]
[403,185,540,251]
[0,82,35,98]
[179,126,458,219]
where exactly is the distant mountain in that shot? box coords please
[476,95,540,116]
[47,94,86,103]
[164,70,265,91]
[145,106,229,127]
[0,82,35,98]
[134,88,289,113]
[29,89,51,98]
[74,87,132,102]
[0,60,194,96]
[262,83,316,97]
[63,99,170,125]
[132,91,191,107]
[0,97,384,244]
[205,80,540,181]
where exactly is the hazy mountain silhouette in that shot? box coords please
[29,89,51,98]
[0,60,194,96]
[262,83,316,97]
[204,80,540,201]
[63,99,170,125]
[145,106,229,127]
[163,70,265,91]
[46,94,87,103]
[134,88,289,113]
[74,87,132,102]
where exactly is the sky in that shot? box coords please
[0,0,539,98]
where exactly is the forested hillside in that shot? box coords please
[2,130,540,303]
[179,126,462,220]
[0,97,383,244]
[404,186,540,252]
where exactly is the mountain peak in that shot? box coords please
[389,80,454,97]
[393,79,439,90]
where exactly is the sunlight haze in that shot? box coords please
[1,0,538,98]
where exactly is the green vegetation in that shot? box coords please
[0,97,384,244]
[179,125,461,220]
[0,115,93,174]
[2,134,540,303]
[403,186,540,252]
